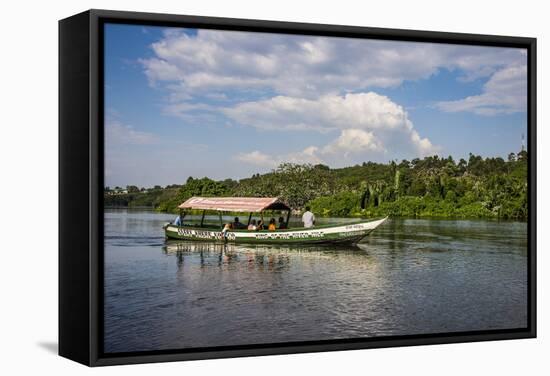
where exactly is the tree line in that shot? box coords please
[104,150,528,220]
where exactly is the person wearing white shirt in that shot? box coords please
[302,206,315,228]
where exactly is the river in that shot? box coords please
[103,209,528,353]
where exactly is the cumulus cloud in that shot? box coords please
[235,147,324,168]
[234,150,278,168]
[229,92,438,167]
[141,28,526,105]
[224,92,417,132]
[323,129,385,156]
[436,64,527,115]
[227,92,436,157]
[285,146,325,165]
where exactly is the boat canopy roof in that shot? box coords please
[178,197,290,212]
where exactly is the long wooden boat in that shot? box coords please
[163,197,387,245]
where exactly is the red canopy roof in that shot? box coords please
[178,197,290,212]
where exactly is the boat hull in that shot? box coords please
[163,217,387,245]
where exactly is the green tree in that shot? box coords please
[107,150,528,220]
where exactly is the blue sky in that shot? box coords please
[104,23,527,188]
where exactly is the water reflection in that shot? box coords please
[162,240,377,275]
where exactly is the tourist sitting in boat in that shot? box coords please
[233,217,246,229]
[256,219,265,230]
[173,215,182,226]
[278,216,287,229]
[302,206,315,228]
[268,218,277,231]
[247,219,257,230]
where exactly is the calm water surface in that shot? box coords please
[104,209,527,353]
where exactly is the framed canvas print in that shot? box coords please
[59,9,536,366]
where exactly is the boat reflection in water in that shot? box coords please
[162,239,372,271]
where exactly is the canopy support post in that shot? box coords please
[260,212,264,230]
[219,212,223,229]
[247,212,252,226]
[200,210,206,227]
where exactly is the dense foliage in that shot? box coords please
[104,150,528,220]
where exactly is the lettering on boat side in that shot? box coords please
[345,224,367,230]
[176,227,236,241]
[171,226,370,241]
[255,231,325,240]
[341,230,366,237]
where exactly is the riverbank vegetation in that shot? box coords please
[104,150,528,220]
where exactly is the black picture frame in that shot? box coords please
[59,9,537,366]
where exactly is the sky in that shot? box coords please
[104,23,528,188]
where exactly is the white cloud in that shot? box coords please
[436,64,527,115]
[285,146,325,165]
[234,150,278,168]
[224,92,416,132]
[226,92,437,156]
[234,147,324,168]
[323,129,385,156]
[230,92,438,167]
[141,28,526,106]
[105,119,157,145]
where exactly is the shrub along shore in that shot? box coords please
[104,150,528,220]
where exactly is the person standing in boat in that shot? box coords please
[222,222,232,240]
[302,206,315,228]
